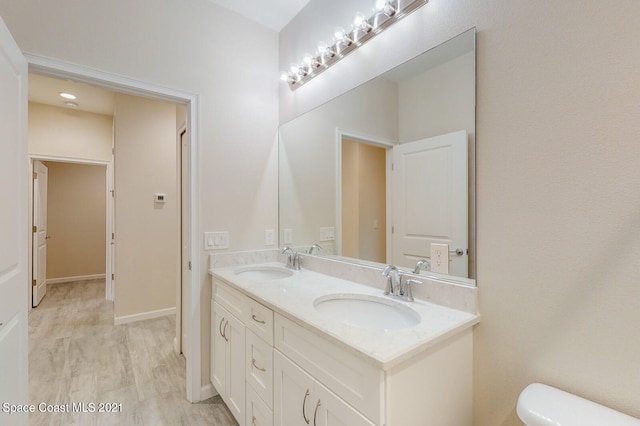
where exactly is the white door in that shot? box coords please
[32,160,48,306]
[0,16,30,426]
[392,131,468,276]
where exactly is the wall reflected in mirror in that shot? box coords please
[279,28,476,285]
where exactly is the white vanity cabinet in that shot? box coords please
[213,278,275,426]
[274,351,375,426]
[211,301,246,425]
[211,271,475,426]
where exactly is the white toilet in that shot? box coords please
[517,383,640,426]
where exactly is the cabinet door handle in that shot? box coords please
[251,314,266,324]
[313,399,321,426]
[252,415,257,426]
[222,320,229,342]
[302,389,310,424]
[219,316,226,339]
[251,358,266,372]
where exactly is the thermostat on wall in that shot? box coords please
[154,193,166,203]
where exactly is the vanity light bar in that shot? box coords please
[281,0,428,90]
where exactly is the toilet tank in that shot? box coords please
[517,383,640,426]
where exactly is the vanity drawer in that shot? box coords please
[245,298,274,345]
[247,385,273,426]
[246,329,274,408]
[274,314,384,424]
[214,279,247,320]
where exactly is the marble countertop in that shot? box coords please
[209,262,480,370]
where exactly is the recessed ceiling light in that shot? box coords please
[59,92,77,100]
[64,101,78,108]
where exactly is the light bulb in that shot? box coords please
[375,0,396,16]
[290,64,299,74]
[280,72,289,82]
[59,92,76,100]
[352,13,372,32]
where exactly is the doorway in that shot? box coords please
[30,159,109,307]
[26,55,202,402]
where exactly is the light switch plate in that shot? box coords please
[204,231,229,250]
[283,228,293,244]
[431,243,449,274]
[265,229,275,246]
[319,227,335,241]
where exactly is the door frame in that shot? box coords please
[28,156,112,302]
[25,54,203,403]
[334,128,395,261]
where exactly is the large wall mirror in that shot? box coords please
[279,28,476,286]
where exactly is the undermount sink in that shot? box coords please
[234,265,294,280]
[313,294,421,330]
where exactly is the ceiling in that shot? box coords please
[29,73,116,115]
[28,1,308,112]
[206,0,309,31]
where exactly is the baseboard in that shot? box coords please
[114,307,176,325]
[47,274,106,284]
[200,383,218,401]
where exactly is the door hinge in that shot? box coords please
[188,261,192,271]
[111,273,115,280]
[392,226,395,234]
[391,163,394,171]
[111,232,115,240]
[111,189,115,198]
[33,172,37,179]
[32,279,36,287]
[32,225,37,233]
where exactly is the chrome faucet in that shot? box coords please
[403,279,422,302]
[413,259,431,274]
[380,265,403,296]
[281,246,295,269]
[308,244,322,255]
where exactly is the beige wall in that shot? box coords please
[280,0,640,424]
[114,93,177,319]
[28,102,113,161]
[45,162,106,280]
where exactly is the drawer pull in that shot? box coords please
[222,320,229,342]
[313,399,321,426]
[219,317,226,339]
[302,389,310,424]
[251,314,266,324]
[251,358,266,372]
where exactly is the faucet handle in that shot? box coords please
[403,279,422,302]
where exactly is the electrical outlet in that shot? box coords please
[283,228,293,244]
[204,231,229,250]
[430,243,449,274]
[319,227,335,241]
[265,229,275,246]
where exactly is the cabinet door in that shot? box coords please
[227,311,246,425]
[274,351,315,426]
[211,301,227,397]
[314,381,375,426]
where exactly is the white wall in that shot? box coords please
[280,0,640,424]
[0,0,279,386]
[28,102,112,161]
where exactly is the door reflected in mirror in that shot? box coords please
[279,28,476,285]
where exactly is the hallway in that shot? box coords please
[28,279,237,425]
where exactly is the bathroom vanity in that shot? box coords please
[209,261,479,426]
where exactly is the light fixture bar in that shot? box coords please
[282,0,428,90]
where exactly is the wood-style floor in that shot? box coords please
[28,279,238,426]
